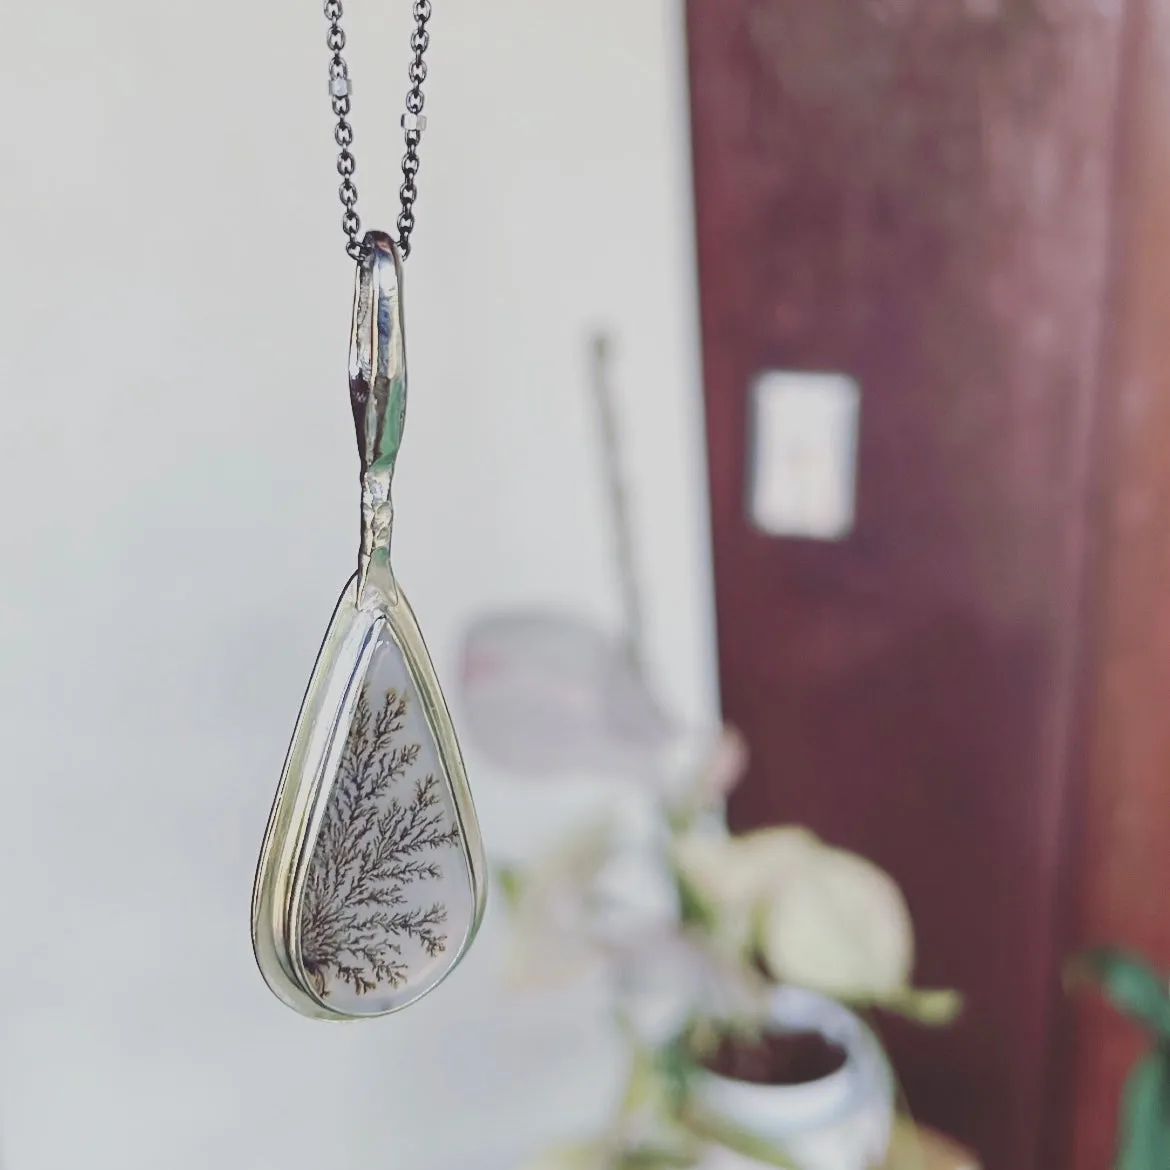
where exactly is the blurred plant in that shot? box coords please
[1068,948,1170,1170]
[459,333,959,1169]
[465,652,959,1167]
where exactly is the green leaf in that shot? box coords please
[495,866,525,912]
[1070,948,1170,1038]
[673,868,719,934]
[619,1046,662,1116]
[875,987,964,1026]
[1117,1049,1170,1170]
[618,1148,699,1170]
[653,1037,699,1115]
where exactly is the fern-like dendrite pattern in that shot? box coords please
[300,687,460,997]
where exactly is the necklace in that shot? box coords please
[251,1,487,1022]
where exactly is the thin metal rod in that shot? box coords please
[589,333,646,675]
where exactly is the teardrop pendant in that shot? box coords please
[252,233,486,1021]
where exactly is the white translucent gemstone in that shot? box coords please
[330,74,351,98]
[295,629,476,1016]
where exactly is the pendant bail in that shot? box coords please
[349,230,407,594]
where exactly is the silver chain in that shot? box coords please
[324,0,433,262]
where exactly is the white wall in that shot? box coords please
[0,2,713,1168]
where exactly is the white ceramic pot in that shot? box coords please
[689,986,895,1170]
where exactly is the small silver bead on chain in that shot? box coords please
[324,0,433,262]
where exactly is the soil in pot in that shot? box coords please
[703,1031,849,1087]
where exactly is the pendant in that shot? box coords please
[252,231,487,1021]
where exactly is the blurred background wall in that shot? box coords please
[0,2,716,1167]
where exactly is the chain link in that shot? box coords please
[323,0,433,262]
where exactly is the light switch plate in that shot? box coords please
[748,371,860,541]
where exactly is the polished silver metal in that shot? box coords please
[252,233,486,1021]
[324,0,432,261]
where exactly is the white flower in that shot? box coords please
[500,819,616,987]
[673,826,820,913]
[759,844,914,1001]
[612,931,770,1048]
[593,845,681,945]
[674,827,917,1004]
[693,725,750,806]
[501,812,683,990]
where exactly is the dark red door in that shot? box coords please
[684,3,1159,1167]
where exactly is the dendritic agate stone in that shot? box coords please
[295,627,478,1017]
